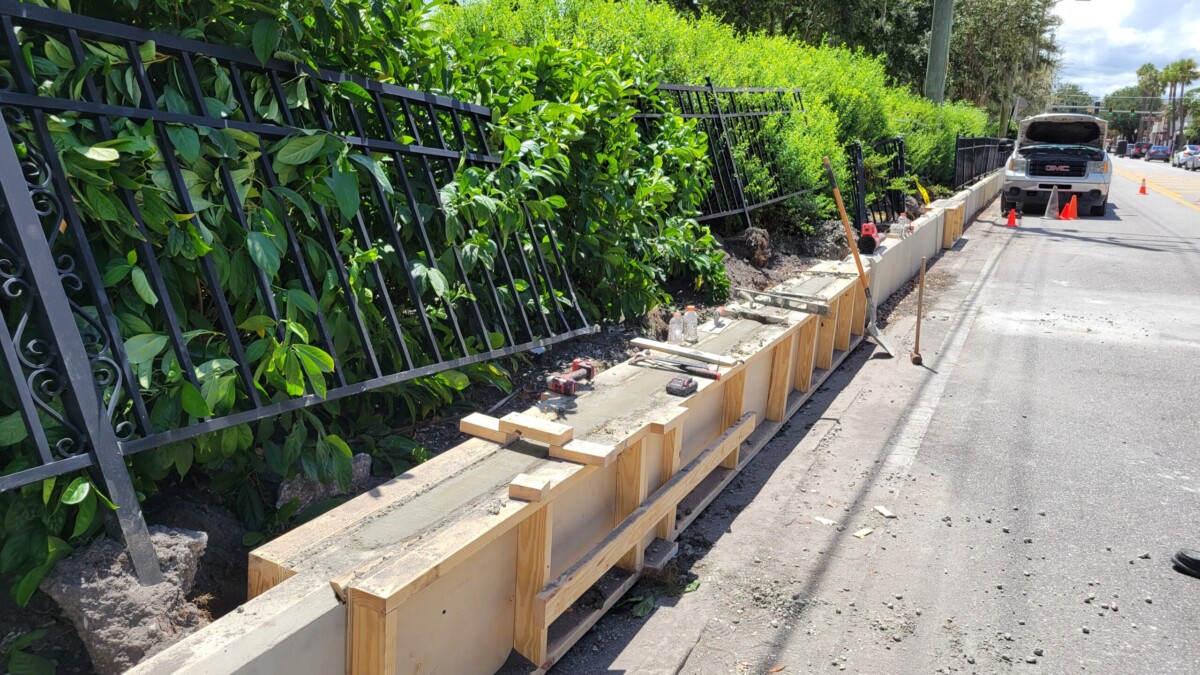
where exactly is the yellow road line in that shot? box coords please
[1114,168,1200,213]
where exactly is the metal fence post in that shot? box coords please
[705,77,753,230]
[853,141,869,226]
[0,113,163,584]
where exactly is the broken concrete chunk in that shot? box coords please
[814,516,837,526]
[852,527,874,539]
[40,527,209,675]
[874,505,896,519]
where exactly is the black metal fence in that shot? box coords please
[952,136,1014,189]
[845,137,908,228]
[0,1,591,581]
[636,80,808,231]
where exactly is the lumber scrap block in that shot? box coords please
[499,412,573,446]
[766,331,797,422]
[643,538,679,572]
[630,337,740,367]
[944,201,965,248]
[550,439,620,467]
[536,413,755,626]
[793,315,818,393]
[459,413,519,444]
[509,473,553,502]
[515,504,553,665]
[615,439,648,571]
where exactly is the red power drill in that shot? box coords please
[545,359,598,396]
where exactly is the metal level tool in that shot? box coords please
[732,287,832,316]
[631,351,721,380]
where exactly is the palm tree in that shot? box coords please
[1136,63,1163,142]
[1162,62,1180,146]
[1173,58,1199,145]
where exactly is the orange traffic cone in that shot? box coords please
[1138,179,1147,195]
[1060,202,1072,220]
[1006,208,1018,227]
[1067,195,1079,219]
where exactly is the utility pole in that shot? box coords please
[924,0,955,103]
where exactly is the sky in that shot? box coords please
[1053,0,1200,97]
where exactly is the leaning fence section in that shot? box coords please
[0,0,592,581]
[636,80,807,232]
[952,136,1013,189]
[845,137,908,229]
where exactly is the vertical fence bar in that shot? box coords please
[705,77,753,230]
[0,112,163,584]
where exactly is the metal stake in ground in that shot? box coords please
[912,257,926,365]
[821,156,896,357]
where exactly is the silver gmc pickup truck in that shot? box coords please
[1001,113,1112,217]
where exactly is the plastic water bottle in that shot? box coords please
[682,306,699,343]
[895,214,911,239]
[668,312,684,344]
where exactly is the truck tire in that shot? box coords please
[1089,200,1106,217]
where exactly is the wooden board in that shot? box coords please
[550,439,621,467]
[630,337,741,367]
[460,413,519,445]
[536,414,756,629]
[509,474,553,502]
[514,505,553,664]
[499,413,574,446]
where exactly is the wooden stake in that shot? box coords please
[911,257,926,366]
[514,505,553,666]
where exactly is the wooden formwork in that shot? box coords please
[943,200,966,248]
[194,269,867,675]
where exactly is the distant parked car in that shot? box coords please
[1130,142,1151,158]
[1187,150,1200,171]
[1145,145,1171,162]
[1171,145,1200,167]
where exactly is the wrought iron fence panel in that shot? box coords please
[953,136,1013,189]
[0,0,593,578]
[635,80,807,232]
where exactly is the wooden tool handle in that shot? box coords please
[822,156,870,292]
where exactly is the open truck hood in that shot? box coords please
[1017,114,1107,150]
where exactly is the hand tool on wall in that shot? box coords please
[544,359,597,396]
[911,256,926,365]
[631,351,721,380]
[822,156,896,357]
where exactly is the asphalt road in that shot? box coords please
[552,164,1200,674]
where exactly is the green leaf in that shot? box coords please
[337,81,374,104]
[10,630,46,653]
[630,595,655,618]
[251,20,280,65]
[41,477,55,506]
[327,166,361,220]
[546,195,567,208]
[283,352,304,396]
[73,145,119,163]
[13,565,49,608]
[60,477,90,505]
[440,369,470,391]
[70,490,96,539]
[247,232,281,277]
[427,268,449,298]
[239,315,277,333]
[348,153,393,194]
[287,289,319,316]
[275,134,327,165]
[0,411,28,446]
[180,381,212,418]
[165,125,201,164]
[293,344,335,373]
[124,333,169,365]
[131,267,159,306]
[172,442,194,478]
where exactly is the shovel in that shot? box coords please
[821,156,895,357]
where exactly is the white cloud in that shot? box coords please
[1053,0,1200,96]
